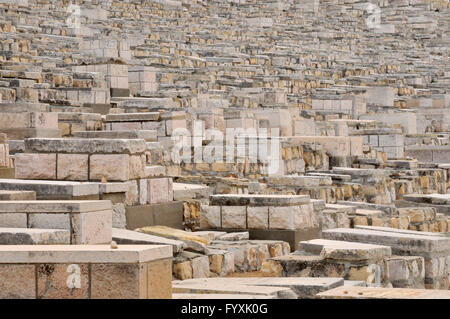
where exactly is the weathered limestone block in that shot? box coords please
[221,206,246,229]
[0,245,172,299]
[90,154,129,181]
[269,206,295,230]
[247,206,269,230]
[0,190,36,201]
[200,205,221,229]
[385,256,425,289]
[57,154,89,181]
[15,153,56,180]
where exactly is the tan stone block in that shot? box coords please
[91,263,147,299]
[147,258,172,299]
[209,254,224,274]
[221,206,246,229]
[89,154,129,181]
[71,210,112,244]
[261,260,283,277]
[37,264,89,299]
[390,218,399,229]
[196,163,210,171]
[200,205,221,229]
[0,213,27,227]
[399,216,409,230]
[348,266,369,281]
[353,216,368,226]
[173,261,193,280]
[371,217,383,227]
[15,153,56,180]
[211,162,230,172]
[57,154,88,181]
[0,264,35,299]
[247,206,268,229]
[128,155,145,180]
[147,178,169,204]
[58,123,71,136]
[269,206,294,230]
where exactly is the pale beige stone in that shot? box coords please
[15,153,57,180]
[221,206,246,229]
[269,206,294,230]
[90,154,129,181]
[57,154,88,181]
[247,206,269,230]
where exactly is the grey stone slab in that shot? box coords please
[210,194,310,206]
[0,179,100,198]
[24,138,146,154]
[0,227,70,244]
[112,227,185,253]
[173,277,343,298]
[323,228,450,256]
[0,200,111,213]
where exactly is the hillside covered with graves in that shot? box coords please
[0,0,449,299]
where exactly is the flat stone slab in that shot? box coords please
[0,200,111,213]
[112,228,185,254]
[210,194,310,206]
[323,228,450,255]
[0,228,70,244]
[173,277,344,298]
[0,179,99,198]
[0,190,36,201]
[173,183,210,200]
[299,239,392,261]
[0,200,112,244]
[403,194,450,205]
[355,225,448,238]
[0,245,173,299]
[24,138,146,154]
[105,112,160,122]
[74,130,157,142]
[136,226,208,253]
[0,244,172,263]
[316,286,450,299]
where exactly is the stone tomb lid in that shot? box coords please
[0,179,128,196]
[298,238,392,261]
[0,245,172,263]
[0,200,111,213]
[210,194,310,206]
[323,228,450,253]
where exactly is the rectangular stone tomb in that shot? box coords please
[0,245,172,299]
[201,194,318,231]
[323,227,450,289]
[0,200,113,244]
[15,138,147,181]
